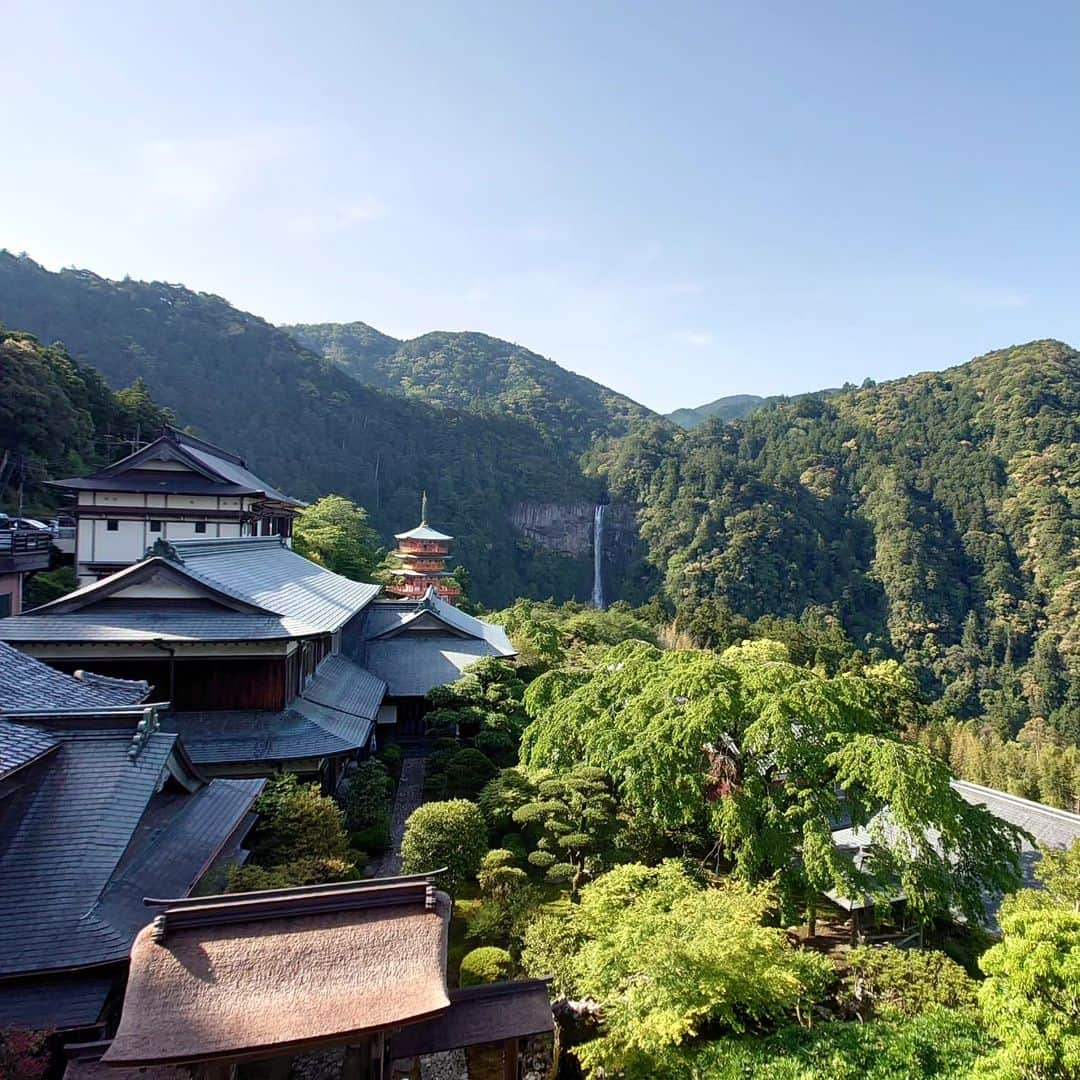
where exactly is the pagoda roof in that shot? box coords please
[395,523,454,542]
[50,426,304,509]
[104,875,452,1066]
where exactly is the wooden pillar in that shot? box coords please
[343,1033,385,1080]
[503,1037,519,1080]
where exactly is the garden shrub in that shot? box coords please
[376,743,403,779]
[459,946,514,987]
[478,769,536,835]
[400,799,487,892]
[445,748,497,798]
[423,772,449,801]
[350,822,391,854]
[839,946,977,1020]
[249,774,350,865]
[227,856,360,892]
[473,728,517,765]
[343,759,394,832]
[500,832,529,863]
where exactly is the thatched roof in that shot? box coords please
[104,876,451,1066]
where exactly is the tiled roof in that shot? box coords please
[0,973,115,1031]
[0,610,301,642]
[394,523,453,541]
[365,637,511,698]
[366,590,516,653]
[170,537,380,633]
[181,442,301,507]
[0,725,262,981]
[954,780,1080,863]
[301,653,386,720]
[165,702,373,765]
[0,641,149,711]
[0,718,58,779]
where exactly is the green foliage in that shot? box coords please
[1035,837,1080,910]
[458,945,514,988]
[839,946,977,1020]
[445,747,497,799]
[0,323,171,513]
[227,856,360,892]
[644,1007,989,1080]
[520,640,1024,923]
[524,861,832,1076]
[400,799,487,893]
[248,773,351,866]
[342,758,395,832]
[292,495,382,581]
[512,766,621,897]
[977,888,1080,1078]
[23,566,76,609]
[0,253,610,607]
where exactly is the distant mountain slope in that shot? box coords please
[0,252,600,606]
[601,339,1080,736]
[285,323,655,454]
[666,394,765,428]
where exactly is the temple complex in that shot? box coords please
[386,494,461,602]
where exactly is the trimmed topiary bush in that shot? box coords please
[350,822,391,854]
[445,748,497,799]
[479,769,536,835]
[377,743,403,779]
[459,946,514,987]
[400,799,487,892]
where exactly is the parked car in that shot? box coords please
[2,517,54,535]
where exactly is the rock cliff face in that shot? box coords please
[509,502,596,558]
[509,501,648,606]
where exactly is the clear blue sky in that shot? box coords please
[3,2,1078,412]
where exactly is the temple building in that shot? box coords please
[48,425,304,584]
[0,642,263,1035]
[386,495,461,603]
[86,874,554,1080]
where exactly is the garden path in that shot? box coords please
[371,756,426,877]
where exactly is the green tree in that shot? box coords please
[978,888,1080,1078]
[400,799,487,893]
[522,861,832,1076]
[521,640,1024,924]
[292,494,381,580]
[512,766,621,898]
[839,945,977,1020]
[459,945,514,987]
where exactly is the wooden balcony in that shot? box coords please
[0,530,52,574]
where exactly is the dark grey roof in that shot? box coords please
[50,472,260,497]
[0,641,149,712]
[170,537,380,633]
[301,653,386,720]
[954,780,1080,865]
[0,717,58,779]
[51,426,303,509]
[365,637,511,698]
[366,590,515,653]
[0,972,114,1031]
[0,609,301,642]
[0,724,262,981]
[164,703,373,765]
[391,980,553,1058]
[394,523,453,542]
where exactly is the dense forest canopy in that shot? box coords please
[285,322,654,455]
[592,339,1080,738]
[0,252,604,605]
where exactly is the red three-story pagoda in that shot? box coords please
[386,493,462,602]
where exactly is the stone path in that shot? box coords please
[370,756,425,877]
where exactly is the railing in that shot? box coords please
[0,531,53,555]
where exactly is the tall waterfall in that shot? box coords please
[591,504,606,609]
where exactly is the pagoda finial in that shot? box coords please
[420,490,428,526]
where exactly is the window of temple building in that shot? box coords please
[107,520,119,532]
[149,521,162,533]
[194,522,207,534]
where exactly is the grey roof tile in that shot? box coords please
[301,654,386,720]
[0,718,58,779]
[0,728,262,982]
[0,641,149,711]
[0,973,114,1030]
[0,610,301,642]
[170,537,380,633]
[364,637,511,698]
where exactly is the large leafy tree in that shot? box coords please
[520,639,1024,922]
[522,861,832,1076]
[292,494,382,581]
[977,842,1080,1079]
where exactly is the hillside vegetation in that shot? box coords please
[0,253,600,605]
[596,339,1080,737]
[286,322,654,454]
[666,393,766,428]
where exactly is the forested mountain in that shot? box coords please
[0,252,600,605]
[666,393,765,428]
[285,322,654,454]
[595,339,1080,737]
[0,326,171,514]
